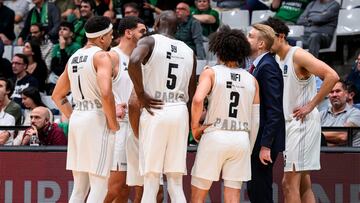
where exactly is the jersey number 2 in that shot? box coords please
[229,91,240,118]
[167,63,178,90]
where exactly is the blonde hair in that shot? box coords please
[252,24,275,51]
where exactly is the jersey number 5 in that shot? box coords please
[229,91,240,118]
[167,63,178,90]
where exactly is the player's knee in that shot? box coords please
[224,180,242,189]
[191,176,212,190]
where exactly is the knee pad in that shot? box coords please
[191,176,212,190]
[224,180,242,189]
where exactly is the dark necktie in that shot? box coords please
[249,64,256,74]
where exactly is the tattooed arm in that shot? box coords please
[52,65,73,119]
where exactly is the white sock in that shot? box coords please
[86,173,108,203]
[166,173,186,203]
[69,171,90,203]
[141,172,160,203]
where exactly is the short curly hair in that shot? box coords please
[208,25,250,63]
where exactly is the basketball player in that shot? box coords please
[263,17,339,202]
[52,16,119,203]
[190,25,260,202]
[128,10,197,202]
[104,16,146,203]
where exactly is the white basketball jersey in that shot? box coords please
[204,65,256,133]
[278,47,317,120]
[67,46,104,111]
[111,46,133,105]
[142,34,194,105]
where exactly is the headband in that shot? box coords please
[85,23,113,38]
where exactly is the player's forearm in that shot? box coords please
[128,92,141,137]
[128,60,145,97]
[191,98,204,129]
[52,96,73,119]
[101,94,119,132]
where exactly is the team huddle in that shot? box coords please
[51,10,339,203]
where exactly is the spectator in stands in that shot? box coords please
[321,80,360,146]
[17,0,61,45]
[0,0,16,45]
[13,86,48,145]
[346,82,359,108]
[67,0,81,22]
[21,106,67,146]
[214,0,243,8]
[71,0,95,46]
[49,21,81,93]
[297,0,340,58]
[175,2,206,59]
[0,77,22,126]
[23,40,48,93]
[191,0,220,37]
[0,41,13,79]
[121,2,154,28]
[103,10,120,47]
[10,53,39,107]
[29,23,53,68]
[4,0,30,36]
[55,0,76,20]
[0,77,17,145]
[94,0,108,16]
[346,53,360,105]
[271,0,312,24]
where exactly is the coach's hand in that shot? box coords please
[138,92,163,115]
[259,146,272,165]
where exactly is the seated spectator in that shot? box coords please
[55,0,76,20]
[0,77,17,145]
[21,106,67,146]
[297,0,340,58]
[49,21,81,93]
[175,2,206,59]
[346,82,359,108]
[10,53,39,107]
[66,0,81,23]
[17,0,61,45]
[346,53,360,105]
[71,0,95,46]
[29,23,53,68]
[0,41,13,78]
[1,77,22,126]
[214,0,244,8]
[23,40,48,93]
[13,86,49,145]
[0,0,15,45]
[271,0,312,24]
[103,10,121,47]
[321,80,360,146]
[4,0,30,36]
[94,0,108,16]
[191,0,220,37]
[121,2,154,28]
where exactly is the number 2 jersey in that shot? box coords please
[204,65,256,133]
[142,34,194,105]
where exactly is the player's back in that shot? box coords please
[142,34,194,106]
[67,46,104,111]
[204,65,256,133]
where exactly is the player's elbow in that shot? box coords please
[192,95,204,108]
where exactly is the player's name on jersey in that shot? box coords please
[71,55,88,64]
[74,99,102,111]
[230,73,241,82]
[213,118,249,131]
[154,91,186,103]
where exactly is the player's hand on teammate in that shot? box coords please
[259,146,272,165]
[293,103,313,122]
[116,103,127,119]
[192,123,212,142]
[138,92,163,115]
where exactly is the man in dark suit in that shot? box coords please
[246,23,285,203]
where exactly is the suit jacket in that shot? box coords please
[252,53,285,153]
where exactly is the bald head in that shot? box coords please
[33,106,50,120]
[30,106,51,130]
[154,10,177,36]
